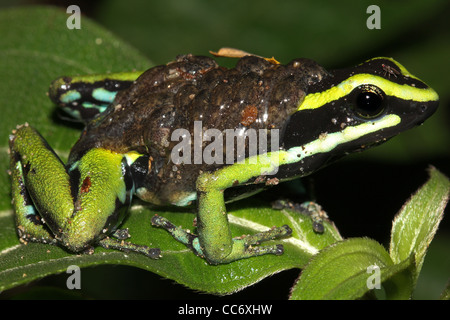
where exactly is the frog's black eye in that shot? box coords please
[351,85,385,118]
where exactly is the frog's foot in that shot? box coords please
[151,214,204,256]
[97,236,161,259]
[227,225,292,260]
[151,214,292,264]
[272,199,329,233]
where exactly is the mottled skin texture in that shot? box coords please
[70,54,328,205]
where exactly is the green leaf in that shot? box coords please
[0,199,342,294]
[390,167,450,282]
[440,281,450,300]
[290,169,450,300]
[289,238,414,300]
[1,192,344,293]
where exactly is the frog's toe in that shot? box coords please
[275,244,284,255]
[212,235,289,264]
[229,225,292,259]
[98,236,161,259]
[238,224,292,245]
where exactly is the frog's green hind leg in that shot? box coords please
[10,124,73,246]
[10,148,57,245]
[153,155,292,264]
[9,124,160,258]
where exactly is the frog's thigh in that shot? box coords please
[10,149,56,244]
[195,165,292,264]
[9,124,73,243]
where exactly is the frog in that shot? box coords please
[9,51,439,264]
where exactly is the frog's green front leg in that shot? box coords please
[195,170,292,264]
[9,124,159,258]
[153,154,292,264]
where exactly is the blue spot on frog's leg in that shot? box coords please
[92,88,118,104]
[60,90,81,104]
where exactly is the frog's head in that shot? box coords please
[280,57,438,177]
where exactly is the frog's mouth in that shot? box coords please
[367,98,439,141]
